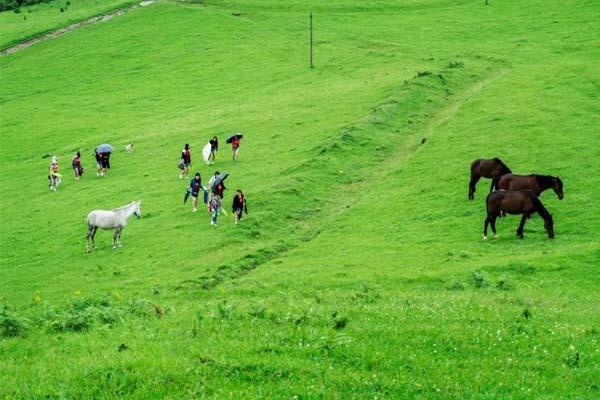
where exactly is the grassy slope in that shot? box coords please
[0,0,136,50]
[1,0,599,398]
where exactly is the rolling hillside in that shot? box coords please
[1,0,599,398]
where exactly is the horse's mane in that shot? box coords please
[493,157,511,174]
[535,175,554,188]
[113,202,136,211]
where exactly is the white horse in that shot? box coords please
[86,201,141,252]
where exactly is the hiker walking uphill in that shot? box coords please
[209,171,228,200]
[72,151,83,180]
[232,190,248,224]
[95,148,103,176]
[209,136,218,164]
[226,133,243,162]
[95,144,113,176]
[48,156,62,191]
[185,172,207,213]
[208,195,222,226]
[179,143,192,179]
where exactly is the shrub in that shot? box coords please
[446,280,465,291]
[471,271,489,288]
[0,306,29,338]
[447,60,464,68]
[248,304,266,319]
[496,277,513,291]
[0,0,55,12]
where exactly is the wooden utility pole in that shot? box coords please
[310,12,314,68]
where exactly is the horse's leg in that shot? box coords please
[469,174,480,200]
[483,216,490,240]
[490,216,498,239]
[113,228,119,249]
[117,228,123,248]
[91,227,98,249]
[489,178,497,193]
[516,214,528,238]
[86,226,93,252]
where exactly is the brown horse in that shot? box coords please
[498,174,563,199]
[468,158,512,200]
[483,190,554,240]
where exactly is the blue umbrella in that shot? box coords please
[212,173,229,188]
[97,143,113,153]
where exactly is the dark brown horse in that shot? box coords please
[468,158,512,200]
[498,174,563,199]
[483,190,554,240]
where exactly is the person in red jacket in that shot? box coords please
[231,136,241,162]
[72,151,83,180]
[179,143,192,179]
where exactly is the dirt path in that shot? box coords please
[0,0,156,57]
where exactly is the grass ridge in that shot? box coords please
[178,59,504,292]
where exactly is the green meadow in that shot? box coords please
[1,0,599,398]
[0,0,135,49]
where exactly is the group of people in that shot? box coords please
[185,170,248,226]
[47,148,113,191]
[180,134,247,226]
[178,134,243,180]
[95,149,111,176]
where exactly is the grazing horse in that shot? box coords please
[498,174,563,199]
[86,201,142,252]
[468,158,512,200]
[483,190,554,240]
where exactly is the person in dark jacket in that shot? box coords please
[95,149,103,176]
[209,136,218,164]
[179,143,192,179]
[188,172,206,212]
[232,190,248,224]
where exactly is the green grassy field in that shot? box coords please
[0,0,135,50]
[1,0,599,398]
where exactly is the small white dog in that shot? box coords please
[125,143,134,152]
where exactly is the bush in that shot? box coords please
[471,271,489,288]
[0,306,29,338]
[0,0,55,13]
[447,60,464,68]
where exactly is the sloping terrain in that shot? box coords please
[0,0,137,50]
[1,0,599,398]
